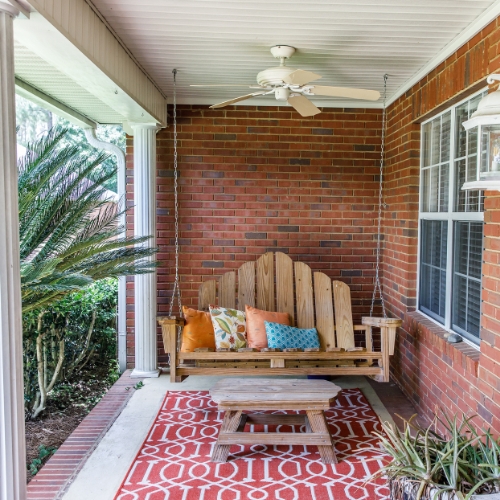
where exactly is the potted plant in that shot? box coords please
[369,412,500,500]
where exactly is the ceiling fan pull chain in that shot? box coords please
[370,74,388,320]
[169,68,183,319]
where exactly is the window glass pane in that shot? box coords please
[466,190,480,213]
[441,112,451,163]
[455,102,468,158]
[420,220,448,323]
[431,120,441,165]
[439,163,449,211]
[429,166,438,212]
[422,114,449,213]
[422,122,432,168]
[421,168,430,212]
[452,221,483,341]
[468,127,478,157]
[454,94,485,212]
[467,280,481,336]
[469,93,483,115]
[468,222,483,279]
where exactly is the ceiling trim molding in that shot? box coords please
[386,0,500,107]
[84,0,166,100]
[15,77,98,128]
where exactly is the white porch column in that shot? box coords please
[131,124,160,378]
[0,2,27,499]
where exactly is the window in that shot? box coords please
[419,91,485,343]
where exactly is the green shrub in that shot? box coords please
[23,279,118,418]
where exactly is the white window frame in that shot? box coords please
[417,89,485,345]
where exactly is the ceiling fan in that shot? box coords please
[191,46,381,117]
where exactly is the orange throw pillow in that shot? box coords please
[245,305,290,350]
[180,306,216,352]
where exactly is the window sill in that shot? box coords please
[406,311,480,377]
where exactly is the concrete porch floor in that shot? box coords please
[50,373,419,500]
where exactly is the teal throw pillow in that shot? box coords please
[264,321,320,350]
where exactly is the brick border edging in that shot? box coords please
[27,370,137,500]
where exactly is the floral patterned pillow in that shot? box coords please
[209,305,247,350]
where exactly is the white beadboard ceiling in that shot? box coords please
[14,41,125,124]
[90,0,500,109]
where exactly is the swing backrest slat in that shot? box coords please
[219,271,235,309]
[238,262,255,310]
[294,261,315,329]
[197,252,356,351]
[256,252,274,312]
[313,272,336,350]
[332,280,355,349]
[198,280,216,311]
[276,252,295,325]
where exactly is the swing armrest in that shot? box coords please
[361,317,402,328]
[158,317,184,354]
[361,317,402,355]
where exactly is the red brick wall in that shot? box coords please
[384,16,500,433]
[126,106,383,367]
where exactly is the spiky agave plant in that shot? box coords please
[19,127,157,313]
[370,412,500,500]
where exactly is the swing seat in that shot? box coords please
[158,252,402,383]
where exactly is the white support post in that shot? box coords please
[0,2,27,499]
[130,124,160,378]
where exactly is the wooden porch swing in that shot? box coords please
[158,73,402,383]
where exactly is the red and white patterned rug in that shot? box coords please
[115,389,389,500]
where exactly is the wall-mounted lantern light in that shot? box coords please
[462,74,500,191]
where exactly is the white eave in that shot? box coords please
[14,0,167,126]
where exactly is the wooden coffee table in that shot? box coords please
[210,378,341,464]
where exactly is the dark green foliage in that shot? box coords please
[23,279,118,416]
[28,445,57,476]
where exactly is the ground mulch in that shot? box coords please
[25,362,116,482]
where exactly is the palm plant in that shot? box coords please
[19,127,157,418]
[19,127,157,313]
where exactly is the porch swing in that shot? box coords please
[158,73,402,383]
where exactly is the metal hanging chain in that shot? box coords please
[370,74,389,318]
[169,68,183,318]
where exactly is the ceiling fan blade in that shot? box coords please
[287,95,321,117]
[308,85,380,101]
[210,92,266,109]
[191,84,260,87]
[283,69,322,86]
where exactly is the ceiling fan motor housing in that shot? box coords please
[275,87,290,101]
[256,66,297,87]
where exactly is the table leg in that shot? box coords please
[306,410,337,464]
[305,415,312,433]
[211,410,243,463]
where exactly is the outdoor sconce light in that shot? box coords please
[462,74,500,191]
